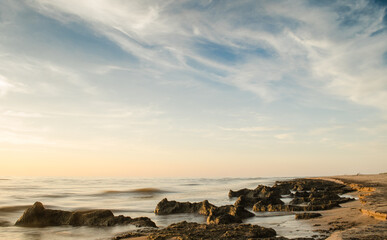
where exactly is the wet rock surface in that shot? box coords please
[114,221,277,240]
[155,198,255,224]
[154,199,216,216]
[295,213,322,220]
[15,202,157,228]
[229,179,355,213]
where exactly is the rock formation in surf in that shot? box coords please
[114,221,277,240]
[154,198,254,224]
[15,202,157,228]
[229,179,355,213]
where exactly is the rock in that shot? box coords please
[230,185,285,209]
[207,214,242,224]
[211,205,255,219]
[252,202,340,212]
[290,197,309,205]
[154,198,216,215]
[154,199,254,225]
[275,179,354,194]
[144,221,277,239]
[245,179,355,213]
[295,212,322,219]
[15,202,156,228]
[229,185,283,199]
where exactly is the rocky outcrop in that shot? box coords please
[295,212,322,219]
[154,198,216,216]
[118,221,277,240]
[15,202,156,228]
[253,202,340,212]
[276,179,354,194]
[154,198,254,224]
[229,185,287,199]
[229,185,286,209]
[289,191,353,208]
[229,179,354,213]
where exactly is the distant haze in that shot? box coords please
[0,0,386,177]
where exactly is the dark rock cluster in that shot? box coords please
[15,202,157,228]
[145,221,277,240]
[154,198,254,224]
[229,179,354,213]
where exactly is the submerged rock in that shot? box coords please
[295,212,322,219]
[15,202,157,228]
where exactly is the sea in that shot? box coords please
[0,177,321,240]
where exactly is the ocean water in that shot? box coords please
[0,177,319,240]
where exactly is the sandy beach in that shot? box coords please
[308,173,387,239]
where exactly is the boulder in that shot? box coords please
[15,202,156,228]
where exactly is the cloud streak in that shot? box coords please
[22,0,386,109]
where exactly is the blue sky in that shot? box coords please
[0,0,386,177]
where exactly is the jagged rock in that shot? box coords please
[290,197,309,205]
[238,179,356,213]
[229,185,283,199]
[145,221,277,239]
[275,179,354,194]
[154,199,254,224]
[230,185,285,209]
[207,213,242,224]
[295,212,322,219]
[253,202,340,212]
[15,202,156,228]
[252,203,287,212]
[154,198,216,215]
[211,204,255,219]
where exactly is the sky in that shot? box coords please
[0,0,386,177]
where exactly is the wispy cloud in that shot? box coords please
[220,126,279,132]
[0,74,14,96]
[2,110,44,118]
[274,133,293,140]
[22,0,386,108]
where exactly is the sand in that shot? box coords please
[309,173,387,239]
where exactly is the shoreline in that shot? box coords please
[306,173,387,239]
